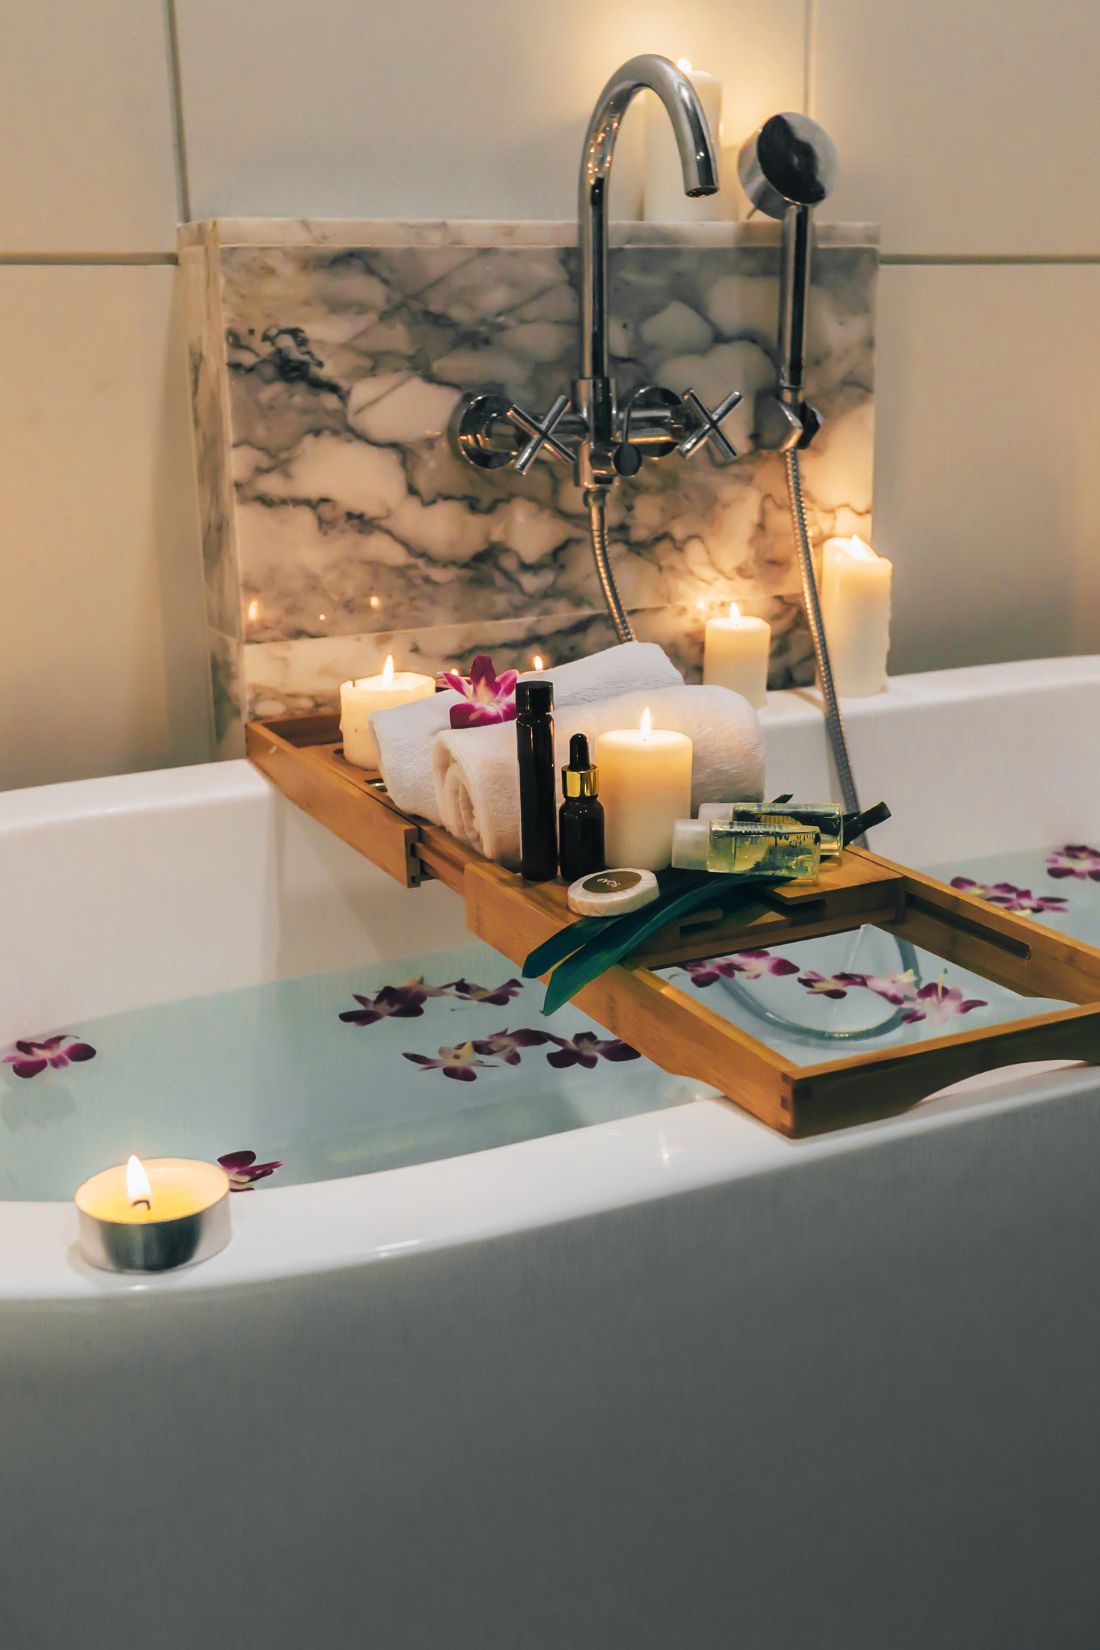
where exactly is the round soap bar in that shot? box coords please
[567,867,660,917]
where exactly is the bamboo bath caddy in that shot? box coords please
[248,712,1100,1136]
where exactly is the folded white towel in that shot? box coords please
[433,684,765,868]
[371,642,683,821]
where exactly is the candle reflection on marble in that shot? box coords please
[596,708,693,871]
[340,655,436,770]
[75,1155,231,1273]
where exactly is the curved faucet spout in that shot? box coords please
[579,54,719,384]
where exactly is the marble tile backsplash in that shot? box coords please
[182,219,878,753]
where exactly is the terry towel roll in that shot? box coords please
[370,642,683,822]
[433,684,765,868]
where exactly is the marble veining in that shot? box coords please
[183,219,878,739]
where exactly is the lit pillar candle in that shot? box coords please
[643,60,725,222]
[703,601,771,708]
[339,654,435,770]
[75,1154,231,1273]
[596,707,693,871]
[820,535,893,697]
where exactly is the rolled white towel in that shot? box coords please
[433,684,764,868]
[371,642,682,821]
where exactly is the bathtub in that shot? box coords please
[3,656,1100,1650]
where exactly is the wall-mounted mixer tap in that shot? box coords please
[450,54,743,502]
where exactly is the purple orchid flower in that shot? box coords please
[451,977,525,1007]
[403,1040,494,1081]
[901,979,987,1030]
[838,969,918,1005]
[472,1028,549,1065]
[339,982,429,1026]
[683,949,800,988]
[1046,844,1100,882]
[951,877,1068,915]
[439,655,518,730]
[218,1149,283,1191]
[2,1034,96,1080]
[797,970,854,1000]
[545,1031,641,1069]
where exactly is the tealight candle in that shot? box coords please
[703,601,771,708]
[820,535,893,697]
[596,707,693,871]
[644,60,724,222]
[75,1154,230,1274]
[339,654,436,770]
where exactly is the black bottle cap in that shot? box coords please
[568,733,590,768]
[517,680,553,714]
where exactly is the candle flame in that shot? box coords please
[728,599,741,622]
[382,654,394,685]
[246,598,259,624]
[640,706,652,743]
[532,654,545,671]
[369,594,381,610]
[126,1153,152,1209]
[846,534,877,562]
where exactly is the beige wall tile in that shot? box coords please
[873,264,1100,674]
[176,0,806,221]
[0,1,180,253]
[0,267,212,790]
[815,0,1100,254]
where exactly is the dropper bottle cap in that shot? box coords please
[562,732,599,798]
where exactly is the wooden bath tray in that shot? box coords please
[248,712,1100,1135]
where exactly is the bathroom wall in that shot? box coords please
[3,0,1100,788]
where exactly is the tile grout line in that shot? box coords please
[164,0,193,225]
[881,252,1100,266]
[804,0,818,116]
[0,252,179,267]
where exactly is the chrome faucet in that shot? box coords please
[451,53,745,499]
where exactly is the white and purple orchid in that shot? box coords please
[544,1031,641,1069]
[472,1028,550,1065]
[900,979,987,1030]
[682,949,800,989]
[439,654,518,729]
[1046,844,1100,882]
[218,1149,283,1191]
[404,1040,495,1081]
[2,1034,96,1080]
[951,877,1068,915]
[797,970,855,1000]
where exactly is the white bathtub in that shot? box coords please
[3,657,1100,1649]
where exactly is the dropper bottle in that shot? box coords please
[558,733,605,883]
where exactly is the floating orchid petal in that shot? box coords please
[950,876,1068,914]
[218,1149,283,1191]
[403,1040,493,1081]
[1047,843,1100,881]
[842,970,919,1005]
[472,1028,549,1065]
[451,977,525,1006]
[682,949,799,988]
[544,1030,640,1069]
[797,970,853,1000]
[2,1034,97,1080]
[339,982,429,1026]
[900,980,986,1029]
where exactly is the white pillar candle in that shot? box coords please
[820,535,893,697]
[596,707,693,871]
[643,61,725,222]
[339,654,436,770]
[703,601,771,708]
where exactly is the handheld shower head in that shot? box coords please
[737,112,839,434]
[738,113,838,220]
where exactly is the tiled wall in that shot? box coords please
[4,0,1100,788]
